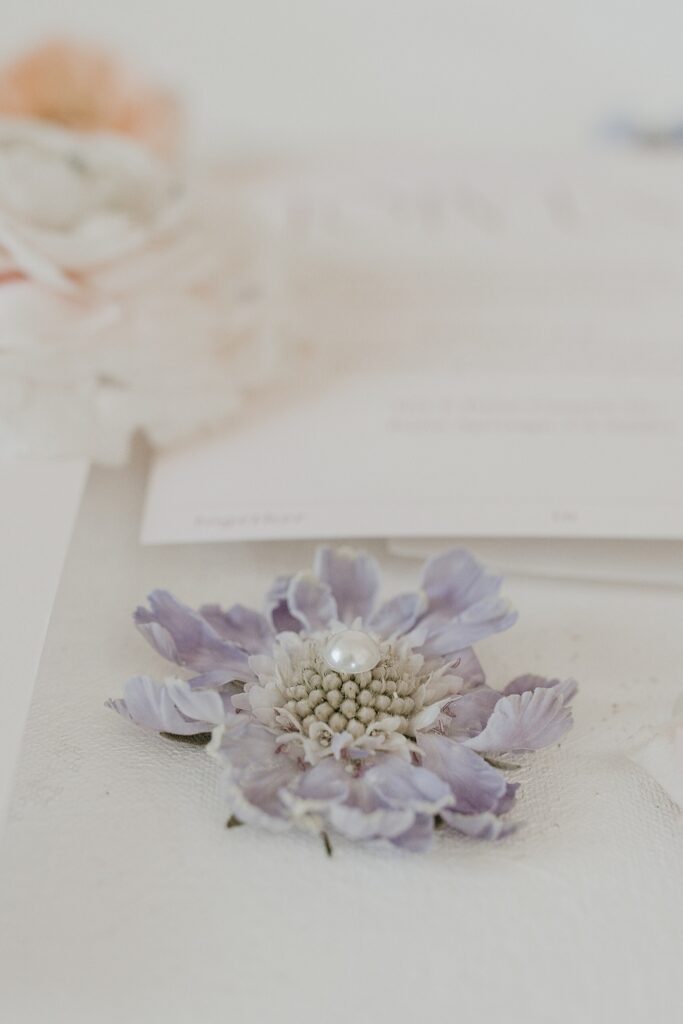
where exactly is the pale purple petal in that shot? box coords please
[448,647,487,690]
[327,796,415,842]
[199,603,274,654]
[297,759,416,841]
[107,676,225,735]
[213,720,300,829]
[417,733,509,813]
[293,758,350,804]
[417,594,518,657]
[298,759,443,850]
[441,809,515,840]
[135,590,255,680]
[414,548,517,653]
[444,686,502,741]
[494,782,519,815]
[390,814,435,852]
[185,669,243,696]
[165,680,230,725]
[465,686,574,754]
[369,591,427,638]
[364,756,454,814]
[503,674,578,704]
[263,575,303,633]
[314,546,380,624]
[287,572,338,632]
[421,548,505,618]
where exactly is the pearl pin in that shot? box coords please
[323,630,381,675]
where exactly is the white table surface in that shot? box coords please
[1,452,682,1024]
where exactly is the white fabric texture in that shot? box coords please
[1,452,682,1024]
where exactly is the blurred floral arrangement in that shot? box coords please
[0,40,274,463]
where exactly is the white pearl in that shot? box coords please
[323,630,381,675]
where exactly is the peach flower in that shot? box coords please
[0,39,181,157]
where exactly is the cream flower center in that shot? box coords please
[278,633,423,743]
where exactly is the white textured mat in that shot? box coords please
[1,455,682,1024]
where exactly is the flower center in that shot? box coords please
[279,633,422,742]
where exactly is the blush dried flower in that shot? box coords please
[0,39,181,156]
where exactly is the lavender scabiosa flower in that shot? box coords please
[108,547,577,852]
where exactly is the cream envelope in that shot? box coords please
[388,538,683,589]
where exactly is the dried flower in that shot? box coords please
[0,118,270,463]
[0,117,183,293]
[108,547,577,852]
[0,39,180,156]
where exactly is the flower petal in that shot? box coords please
[327,798,415,842]
[417,594,518,657]
[369,591,427,638]
[134,590,254,680]
[211,720,301,830]
[364,756,454,815]
[390,814,435,851]
[294,758,417,842]
[198,603,274,654]
[503,674,578,704]
[447,647,487,690]
[465,686,574,754]
[440,809,515,840]
[185,669,243,695]
[293,758,351,804]
[417,733,509,813]
[263,575,303,633]
[314,546,380,624]
[106,675,225,735]
[165,679,230,726]
[421,547,505,618]
[444,686,502,741]
[287,572,338,632]
[411,697,456,732]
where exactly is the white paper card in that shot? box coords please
[143,156,683,544]
[142,372,682,543]
[388,537,683,589]
[0,459,88,824]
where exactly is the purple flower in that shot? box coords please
[108,546,576,852]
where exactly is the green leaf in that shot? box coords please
[160,731,212,746]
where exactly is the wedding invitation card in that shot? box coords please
[142,371,682,543]
[142,156,683,544]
